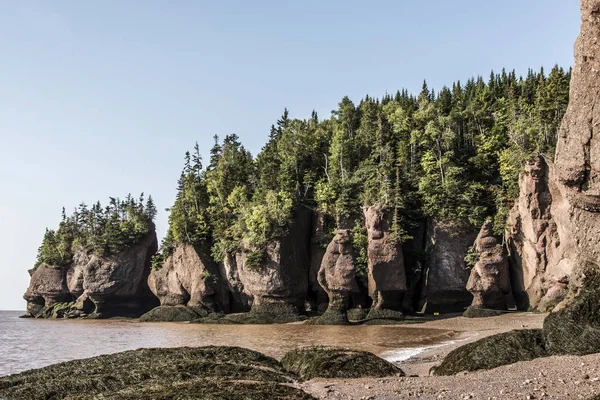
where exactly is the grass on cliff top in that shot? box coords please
[0,346,313,400]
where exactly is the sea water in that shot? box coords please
[0,310,456,376]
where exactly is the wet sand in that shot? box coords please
[300,313,600,399]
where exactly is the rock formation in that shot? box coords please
[24,229,159,318]
[221,209,312,314]
[312,229,358,324]
[419,220,476,312]
[146,243,228,320]
[0,346,314,400]
[505,157,567,311]
[433,0,600,375]
[363,205,406,320]
[307,211,329,313]
[506,0,600,312]
[466,220,511,310]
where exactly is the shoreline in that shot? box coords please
[299,313,600,399]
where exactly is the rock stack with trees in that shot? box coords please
[24,33,574,323]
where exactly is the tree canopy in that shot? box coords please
[153,66,571,272]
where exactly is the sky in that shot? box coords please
[0,1,580,310]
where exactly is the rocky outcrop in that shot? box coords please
[506,157,568,311]
[147,244,228,314]
[363,205,406,319]
[311,229,357,324]
[419,220,476,312]
[220,209,312,315]
[23,264,71,316]
[433,329,548,376]
[281,347,404,380]
[24,229,159,318]
[466,221,511,310]
[506,0,600,312]
[0,346,314,400]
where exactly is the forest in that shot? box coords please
[33,66,570,273]
[35,194,157,267]
[152,65,571,274]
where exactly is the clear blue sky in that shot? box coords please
[0,1,580,310]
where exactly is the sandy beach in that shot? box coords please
[299,313,600,399]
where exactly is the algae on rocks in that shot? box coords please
[0,346,315,400]
[433,329,548,376]
[281,346,404,380]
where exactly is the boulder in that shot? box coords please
[139,305,209,322]
[543,263,600,355]
[432,329,547,376]
[193,303,307,324]
[466,221,511,310]
[420,220,476,313]
[0,346,314,400]
[147,244,227,312]
[363,205,406,319]
[281,346,404,380]
[312,229,357,325]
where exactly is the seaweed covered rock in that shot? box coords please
[139,305,209,322]
[147,244,228,312]
[0,346,315,400]
[362,308,405,325]
[433,329,547,376]
[543,263,600,355]
[466,220,511,310]
[313,229,358,325]
[281,346,404,380]
[462,306,506,318]
[194,303,307,324]
[363,205,406,318]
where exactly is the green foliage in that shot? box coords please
[351,221,369,277]
[36,194,155,267]
[156,66,570,271]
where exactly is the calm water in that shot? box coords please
[0,310,456,377]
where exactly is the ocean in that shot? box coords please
[0,310,455,377]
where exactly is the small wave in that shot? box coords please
[380,333,475,363]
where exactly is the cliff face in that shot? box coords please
[505,0,600,312]
[363,205,406,311]
[148,244,228,311]
[419,220,477,312]
[24,229,159,318]
[223,209,312,312]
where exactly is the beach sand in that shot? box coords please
[299,313,600,399]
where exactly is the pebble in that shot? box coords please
[582,374,590,380]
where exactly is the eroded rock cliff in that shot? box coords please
[363,205,406,320]
[312,229,358,324]
[24,229,159,318]
[467,221,511,310]
[506,0,600,311]
[419,220,476,313]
